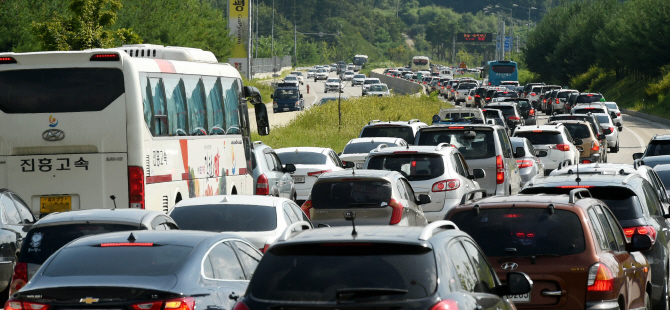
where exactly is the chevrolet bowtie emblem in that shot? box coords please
[80,297,99,304]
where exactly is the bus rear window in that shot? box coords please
[491,65,516,73]
[0,68,124,113]
[413,59,428,65]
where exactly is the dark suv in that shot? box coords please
[521,173,670,310]
[237,222,532,310]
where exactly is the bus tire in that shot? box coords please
[231,187,237,195]
[175,193,182,205]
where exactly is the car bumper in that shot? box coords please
[585,300,620,310]
[424,198,461,222]
[524,116,536,125]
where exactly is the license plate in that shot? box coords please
[40,196,71,213]
[283,108,290,111]
[355,163,364,169]
[509,293,530,303]
[292,176,305,183]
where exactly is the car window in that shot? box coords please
[525,140,536,155]
[497,129,513,158]
[263,152,275,171]
[447,241,477,292]
[271,152,284,172]
[452,154,466,177]
[647,171,669,205]
[289,203,310,223]
[235,241,262,279]
[1,194,22,225]
[207,241,246,280]
[417,129,496,159]
[402,179,416,201]
[462,240,497,293]
[330,151,343,167]
[396,180,408,200]
[11,194,33,222]
[600,206,627,251]
[587,208,610,251]
[641,182,663,216]
[593,206,620,251]
[170,204,277,232]
[283,206,299,224]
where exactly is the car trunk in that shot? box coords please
[309,179,395,226]
[18,281,180,305]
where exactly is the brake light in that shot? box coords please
[623,225,657,243]
[556,98,559,104]
[517,159,533,168]
[164,298,195,310]
[430,300,459,310]
[451,89,454,92]
[9,262,27,295]
[543,99,546,103]
[529,109,536,116]
[441,86,444,89]
[591,141,599,151]
[301,200,313,219]
[260,244,270,253]
[475,95,480,98]
[256,173,270,195]
[509,116,520,120]
[448,126,464,129]
[556,185,594,188]
[587,94,594,96]
[488,82,491,85]
[232,301,250,310]
[553,144,570,152]
[617,112,621,117]
[503,214,523,218]
[468,96,472,100]
[531,92,536,96]
[389,199,404,225]
[496,155,504,184]
[533,130,543,132]
[587,263,614,292]
[486,97,491,100]
[101,242,153,247]
[307,169,331,177]
[582,159,592,164]
[5,301,50,310]
[432,179,460,192]
[0,57,17,64]
[90,54,120,61]
[128,166,145,209]
[393,151,417,154]
[609,127,614,133]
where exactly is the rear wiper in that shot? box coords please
[336,288,408,303]
[498,254,560,264]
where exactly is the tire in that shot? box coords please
[0,275,9,306]
[647,292,653,310]
[656,276,670,310]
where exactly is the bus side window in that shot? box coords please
[183,76,207,136]
[162,75,189,136]
[140,75,154,134]
[222,78,241,135]
[149,77,168,136]
[203,76,225,135]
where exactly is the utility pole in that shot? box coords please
[396,0,400,18]
[247,0,252,80]
[501,20,505,61]
[271,0,275,56]
[293,0,297,67]
[451,36,455,67]
[255,0,259,58]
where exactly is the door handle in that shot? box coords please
[229,292,240,301]
[541,290,563,296]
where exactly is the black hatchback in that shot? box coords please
[237,221,532,310]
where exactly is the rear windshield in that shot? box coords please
[573,108,607,115]
[491,65,516,73]
[0,68,125,113]
[458,84,477,90]
[312,181,393,209]
[595,115,611,124]
[274,89,298,99]
[575,94,603,104]
[605,103,618,110]
[342,142,399,155]
[249,243,437,302]
[170,205,277,232]
[645,140,670,157]
[43,244,193,277]
[417,129,496,159]
[450,209,585,257]
[550,116,599,131]
[361,126,415,144]
[509,100,530,108]
[487,106,514,116]
[514,132,564,145]
[563,123,591,139]
[364,79,380,85]
[277,151,327,165]
[557,92,573,98]
[520,187,644,220]
[20,223,138,264]
[414,59,429,65]
[482,110,503,119]
[367,154,445,181]
[493,92,518,98]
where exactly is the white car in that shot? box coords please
[306,69,316,78]
[343,70,355,81]
[604,101,624,127]
[465,89,476,107]
[282,75,300,87]
[275,147,346,203]
[362,78,381,95]
[340,137,407,169]
[315,69,328,80]
[290,71,304,84]
[168,195,312,252]
[513,124,581,172]
[352,73,366,85]
[454,83,477,104]
[324,78,344,93]
[366,83,390,97]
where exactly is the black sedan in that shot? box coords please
[0,189,35,303]
[8,231,261,310]
[503,98,536,125]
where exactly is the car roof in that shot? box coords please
[65,230,233,248]
[550,163,651,177]
[515,124,564,132]
[34,209,163,228]
[346,137,405,145]
[485,102,515,107]
[654,164,670,172]
[317,169,400,180]
[275,147,332,154]
[421,124,500,130]
[457,193,598,209]
[275,225,463,246]
[370,145,456,155]
[365,120,427,127]
[652,135,670,141]
[548,120,589,126]
[173,194,287,208]
[526,173,642,188]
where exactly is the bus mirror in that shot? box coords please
[255,104,270,136]
[244,86,263,105]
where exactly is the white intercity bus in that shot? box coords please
[409,56,430,72]
[0,44,270,215]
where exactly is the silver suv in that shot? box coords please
[252,142,296,200]
[301,170,431,226]
[513,124,581,174]
[364,144,485,222]
[359,119,427,144]
[415,124,522,196]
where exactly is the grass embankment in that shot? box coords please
[251,93,451,153]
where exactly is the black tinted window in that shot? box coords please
[594,115,611,124]
[276,151,327,165]
[486,106,514,116]
[249,243,437,302]
[170,205,277,232]
[417,130,496,159]
[520,187,644,220]
[573,108,607,115]
[274,89,298,99]
[367,155,444,181]
[343,142,399,155]
[656,170,670,187]
[0,68,124,113]
[575,94,603,103]
[514,132,563,145]
[491,65,516,73]
[482,110,503,119]
[493,92,518,98]
[450,208,586,257]
[360,126,415,144]
[311,181,392,209]
[44,245,192,276]
[645,140,670,157]
[563,123,591,139]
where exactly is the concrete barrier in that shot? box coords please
[621,109,670,127]
[370,72,423,95]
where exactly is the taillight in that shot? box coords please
[307,169,331,177]
[260,244,270,253]
[256,173,269,195]
[90,54,120,61]
[486,97,491,100]
[609,127,614,133]
[132,301,162,310]
[623,225,657,243]
[441,86,444,89]
[530,92,536,96]
[587,263,614,292]
[617,112,621,117]
[556,98,559,104]
[389,199,404,225]
[517,159,533,168]
[475,95,480,98]
[9,262,27,295]
[553,144,570,152]
[496,155,504,184]
[5,301,50,310]
[543,99,546,103]
[591,141,599,151]
[529,109,536,116]
[468,96,472,100]
[451,89,454,92]
[128,166,144,209]
[232,301,250,310]
[582,159,592,164]
[432,179,460,192]
[132,298,194,310]
[301,200,313,219]
[509,116,520,120]
[0,57,17,64]
[430,300,459,310]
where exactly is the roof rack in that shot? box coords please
[460,189,488,205]
[569,188,592,204]
[368,120,382,125]
[622,174,636,185]
[408,119,421,124]
[277,221,312,242]
[435,143,452,151]
[418,220,459,241]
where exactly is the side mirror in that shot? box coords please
[598,134,606,140]
[317,223,330,228]
[574,138,583,146]
[471,168,486,179]
[283,163,296,173]
[515,147,526,158]
[417,194,431,205]
[627,234,653,252]
[270,94,273,99]
[633,153,644,160]
[300,94,303,98]
[498,272,533,296]
[254,103,270,136]
[343,161,355,169]
[618,126,623,132]
[536,150,548,158]
[603,128,612,135]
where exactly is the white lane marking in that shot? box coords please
[624,125,645,151]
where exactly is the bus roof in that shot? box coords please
[486,60,517,65]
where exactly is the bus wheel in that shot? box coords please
[175,193,182,204]
[231,187,237,195]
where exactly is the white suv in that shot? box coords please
[513,124,581,173]
[364,144,485,222]
[359,119,428,144]
[339,137,407,169]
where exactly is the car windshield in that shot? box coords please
[367,154,445,181]
[360,126,415,144]
[451,208,585,257]
[327,79,340,83]
[369,85,388,92]
[318,98,339,105]
[169,204,277,232]
[342,142,399,154]
[514,131,564,145]
[364,79,380,85]
[594,115,611,124]
[249,243,437,302]
[20,223,138,265]
[277,151,327,165]
[416,129,496,159]
[354,75,365,79]
[645,140,670,157]
[493,92,518,98]
[312,180,393,209]
[285,76,297,81]
[274,89,298,99]
[317,69,326,73]
[43,244,193,277]
[575,94,603,103]
[562,123,591,139]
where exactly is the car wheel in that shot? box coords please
[324,90,327,93]
[647,292,652,310]
[658,273,670,310]
[0,277,9,305]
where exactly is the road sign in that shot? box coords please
[504,36,513,52]
[459,62,467,69]
[456,33,493,43]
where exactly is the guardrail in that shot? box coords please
[369,72,423,95]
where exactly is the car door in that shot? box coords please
[271,151,293,199]
[394,178,415,226]
[453,152,476,192]
[402,178,427,225]
[203,241,250,309]
[263,150,283,197]
[496,129,520,194]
